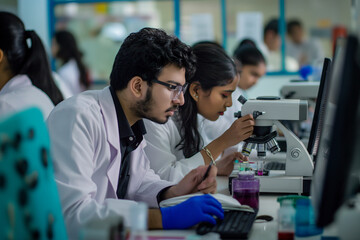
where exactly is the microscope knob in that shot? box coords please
[290,148,301,159]
[237,95,247,104]
[234,111,242,118]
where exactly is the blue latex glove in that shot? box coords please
[299,65,313,80]
[160,194,224,229]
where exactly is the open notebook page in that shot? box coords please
[159,193,254,212]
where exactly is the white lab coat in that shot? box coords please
[46,87,172,239]
[57,59,85,97]
[143,88,247,183]
[286,38,325,66]
[52,71,73,99]
[0,74,54,119]
[143,117,205,183]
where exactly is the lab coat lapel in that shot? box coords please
[99,87,121,194]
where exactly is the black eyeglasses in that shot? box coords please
[152,79,188,100]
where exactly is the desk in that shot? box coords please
[148,176,280,240]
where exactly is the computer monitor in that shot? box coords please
[307,58,332,158]
[311,35,360,227]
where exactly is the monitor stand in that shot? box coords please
[337,194,360,240]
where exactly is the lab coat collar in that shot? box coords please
[0,74,32,94]
[99,86,119,150]
[98,87,122,194]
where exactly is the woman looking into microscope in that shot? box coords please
[143,43,254,183]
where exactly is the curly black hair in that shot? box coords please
[110,28,196,90]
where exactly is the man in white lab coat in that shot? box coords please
[47,27,223,239]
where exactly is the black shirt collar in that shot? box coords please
[109,86,146,145]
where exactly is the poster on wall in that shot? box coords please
[236,12,263,47]
[190,13,215,44]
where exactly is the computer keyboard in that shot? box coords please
[264,161,286,170]
[196,210,257,239]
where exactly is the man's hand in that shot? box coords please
[160,194,224,229]
[164,165,218,199]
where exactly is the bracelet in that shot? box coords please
[203,147,216,166]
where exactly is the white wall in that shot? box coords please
[18,0,50,51]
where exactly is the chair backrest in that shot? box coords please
[0,107,67,240]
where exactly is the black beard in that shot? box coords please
[131,87,176,124]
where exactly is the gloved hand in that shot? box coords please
[160,194,224,229]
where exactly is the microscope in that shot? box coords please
[233,95,314,194]
[280,81,319,140]
[280,81,320,99]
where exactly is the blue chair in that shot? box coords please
[0,108,67,240]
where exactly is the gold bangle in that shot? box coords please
[203,147,216,166]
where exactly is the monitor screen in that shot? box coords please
[311,35,360,227]
[307,58,332,158]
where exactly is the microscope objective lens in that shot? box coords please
[257,144,266,157]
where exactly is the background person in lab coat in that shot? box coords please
[143,43,254,183]
[46,27,223,239]
[260,18,299,71]
[0,11,63,119]
[52,30,91,97]
[286,19,325,67]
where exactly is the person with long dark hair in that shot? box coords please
[52,30,90,96]
[198,42,267,151]
[144,43,254,182]
[0,12,63,119]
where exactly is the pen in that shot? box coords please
[202,161,213,181]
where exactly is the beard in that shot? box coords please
[131,87,178,124]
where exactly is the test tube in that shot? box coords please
[257,160,264,176]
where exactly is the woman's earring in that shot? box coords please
[194,94,198,98]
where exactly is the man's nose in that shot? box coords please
[173,92,185,106]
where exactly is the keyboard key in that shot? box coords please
[196,210,257,239]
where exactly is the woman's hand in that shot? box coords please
[216,151,248,176]
[221,114,254,148]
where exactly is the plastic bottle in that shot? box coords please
[278,199,295,240]
[232,171,260,210]
[295,198,323,238]
[129,202,148,240]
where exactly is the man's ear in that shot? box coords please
[0,49,4,64]
[189,82,200,102]
[128,76,147,98]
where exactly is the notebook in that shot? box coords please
[159,193,254,212]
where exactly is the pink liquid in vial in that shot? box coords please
[233,189,259,210]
